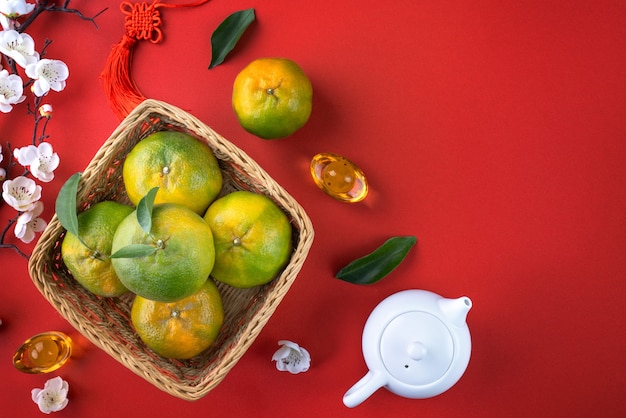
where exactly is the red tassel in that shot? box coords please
[100,34,144,120]
[100,1,211,120]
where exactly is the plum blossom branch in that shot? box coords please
[17,1,107,33]
[0,1,104,259]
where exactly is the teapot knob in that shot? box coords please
[408,341,427,361]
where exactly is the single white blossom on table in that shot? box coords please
[0,68,25,112]
[38,103,53,118]
[0,30,39,67]
[2,175,41,211]
[25,58,68,97]
[14,200,46,243]
[14,142,59,182]
[31,376,69,414]
[272,340,311,374]
[0,0,36,30]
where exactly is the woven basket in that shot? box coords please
[28,99,314,401]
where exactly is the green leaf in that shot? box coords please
[55,172,82,237]
[110,244,157,259]
[136,187,159,235]
[335,236,417,285]
[209,8,255,69]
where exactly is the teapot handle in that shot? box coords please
[343,370,387,408]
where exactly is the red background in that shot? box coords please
[2,1,626,416]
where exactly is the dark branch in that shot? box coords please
[18,1,107,33]
[46,4,108,30]
[0,217,30,259]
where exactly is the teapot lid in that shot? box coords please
[380,311,454,385]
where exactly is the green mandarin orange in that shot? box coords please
[61,201,134,297]
[131,279,224,359]
[123,131,223,215]
[204,191,292,288]
[111,203,215,302]
[232,57,313,139]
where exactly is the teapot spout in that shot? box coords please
[438,296,472,327]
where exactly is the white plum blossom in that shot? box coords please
[0,68,25,112]
[0,0,36,18]
[2,175,41,211]
[31,376,69,414]
[25,58,68,97]
[13,142,59,182]
[15,200,46,243]
[0,30,39,67]
[271,340,311,374]
[0,0,36,30]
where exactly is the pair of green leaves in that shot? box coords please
[336,236,417,285]
[110,187,160,259]
[209,8,255,69]
[55,173,160,259]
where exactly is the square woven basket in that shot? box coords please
[28,99,314,401]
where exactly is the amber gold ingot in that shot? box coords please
[13,331,73,374]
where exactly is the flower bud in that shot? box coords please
[39,103,53,118]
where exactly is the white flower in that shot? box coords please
[271,340,311,374]
[0,1,35,29]
[0,0,36,18]
[0,68,25,112]
[25,59,68,97]
[13,142,59,182]
[31,376,69,414]
[15,200,46,243]
[2,175,41,211]
[0,30,39,67]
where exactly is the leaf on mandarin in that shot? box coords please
[335,236,417,285]
[136,187,159,235]
[55,172,81,237]
[110,244,157,259]
[209,8,255,69]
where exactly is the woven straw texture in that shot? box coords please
[28,99,314,401]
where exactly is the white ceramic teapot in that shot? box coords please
[343,289,472,408]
